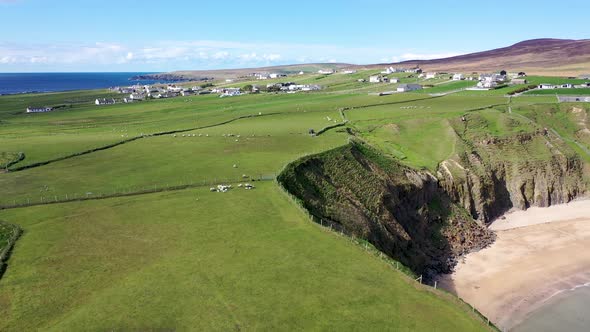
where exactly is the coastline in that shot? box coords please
[438,199,590,330]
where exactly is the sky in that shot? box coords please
[0,0,589,72]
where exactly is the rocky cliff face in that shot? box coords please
[438,120,585,223]
[278,143,494,278]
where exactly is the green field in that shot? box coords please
[3,71,588,330]
[0,184,491,331]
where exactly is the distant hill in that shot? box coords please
[150,39,590,80]
[387,39,590,76]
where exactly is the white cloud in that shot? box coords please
[0,39,467,71]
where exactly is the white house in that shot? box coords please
[397,84,422,92]
[225,79,234,83]
[425,72,437,79]
[95,98,116,105]
[342,70,357,74]
[167,85,183,92]
[560,83,574,89]
[538,84,556,89]
[369,75,382,83]
[452,74,464,81]
[26,106,53,113]
[389,77,399,83]
[129,93,145,100]
[318,69,334,75]
[220,88,242,98]
[477,81,498,89]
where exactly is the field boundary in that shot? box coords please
[8,112,283,172]
[0,175,276,210]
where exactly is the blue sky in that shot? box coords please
[0,0,588,72]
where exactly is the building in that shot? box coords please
[477,81,498,89]
[26,106,53,113]
[220,88,242,98]
[452,74,464,81]
[342,70,357,74]
[560,84,574,89]
[369,75,382,83]
[129,93,145,100]
[167,85,183,92]
[397,84,422,92]
[269,73,286,79]
[425,72,437,79]
[538,84,556,89]
[318,69,334,75]
[511,78,528,85]
[389,77,399,83]
[180,90,195,96]
[95,98,116,105]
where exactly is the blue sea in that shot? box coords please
[0,72,168,95]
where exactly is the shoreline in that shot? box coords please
[438,199,590,330]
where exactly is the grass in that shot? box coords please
[4,72,584,330]
[0,183,490,331]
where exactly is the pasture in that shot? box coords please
[0,77,571,330]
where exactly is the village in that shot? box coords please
[24,66,590,113]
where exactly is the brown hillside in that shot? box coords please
[389,39,590,76]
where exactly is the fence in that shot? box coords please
[0,174,277,210]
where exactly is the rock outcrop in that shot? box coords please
[278,143,494,278]
[438,120,585,223]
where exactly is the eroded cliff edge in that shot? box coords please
[278,114,586,277]
[278,143,495,278]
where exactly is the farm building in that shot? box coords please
[269,73,286,79]
[369,75,382,83]
[342,70,357,74]
[425,72,437,79]
[452,74,464,80]
[389,77,399,83]
[558,96,590,103]
[397,84,422,92]
[538,84,557,89]
[95,98,116,105]
[318,69,335,75]
[511,78,528,85]
[560,84,574,89]
[26,106,53,113]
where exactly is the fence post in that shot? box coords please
[434,281,437,289]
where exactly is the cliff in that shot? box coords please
[278,143,494,278]
[437,113,585,223]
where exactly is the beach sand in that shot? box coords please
[438,199,590,330]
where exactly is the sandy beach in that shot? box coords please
[438,199,590,330]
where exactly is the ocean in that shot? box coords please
[0,72,168,95]
[513,285,590,332]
